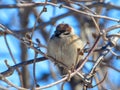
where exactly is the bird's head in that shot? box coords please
[54,24,74,37]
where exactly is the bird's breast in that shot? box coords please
[47,35,84,69]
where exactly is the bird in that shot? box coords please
[47,24,84,75]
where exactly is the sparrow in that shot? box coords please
[47,24,84,74]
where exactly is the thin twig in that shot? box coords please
[0,74,28,90]
[0,57,47,77]
[105,24,120,32]
[3,34,23,87]
[92,72,107,88]
[87,2,120,10]
[31,0,48,38]
[0,2,119,22]
[33,52,38,89]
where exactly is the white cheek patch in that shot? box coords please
[63,32,70,35]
